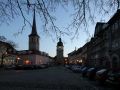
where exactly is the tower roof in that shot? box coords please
[57,38,63,46]
[29,7,39,37]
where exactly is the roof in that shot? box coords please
[68,50,76,56]
[0,41,16,54]
[0,41,14,49]
[68,47,82,56]
[108,9,120,25]
[57,38,63,46]
[16,50,48,56]
[94,22,106,36]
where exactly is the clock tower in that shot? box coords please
[56,38,64,64]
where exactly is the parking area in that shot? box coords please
[0,66,116,90]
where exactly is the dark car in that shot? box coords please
[4,65,16,70]
[23,65,34,70]
[96,69,109,83]
[39,64,48,69]
[106,71,120,86]
[15,64,24,70]
[65,65,70,69]
[87,67,97,80]
[71,65,82,73]
[81,67,89,77]
[66,64,73,69]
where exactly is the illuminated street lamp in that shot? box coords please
[17,57,20,60]
[15,57,20,64]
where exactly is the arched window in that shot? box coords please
[111,54,120,72]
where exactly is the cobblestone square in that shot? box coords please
[0,66,116,90]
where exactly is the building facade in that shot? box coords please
[107,9,120,70]
[68,9,120,71]
[68,48,83,65]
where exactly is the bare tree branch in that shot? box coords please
[16,0,31,33]
[0,0,119,39]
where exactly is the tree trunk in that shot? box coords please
[0,54,4,67]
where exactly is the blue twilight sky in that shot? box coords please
[0,5,116,57]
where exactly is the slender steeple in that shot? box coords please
[29,6,39,51]
[30,7,38,36]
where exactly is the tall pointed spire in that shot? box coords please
[29,5,40,51]
[59,38,61,42]
[30,6,38,36]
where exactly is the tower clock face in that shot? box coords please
[58,46,63,49]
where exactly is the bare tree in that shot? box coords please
[7,40,17,48]
[0,0,119,39]
[0,36,16,67]
[0,36,7,42]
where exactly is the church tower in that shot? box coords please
[29,8,39,51]
[56,38,64,64]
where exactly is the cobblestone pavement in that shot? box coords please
[0,66,117,90]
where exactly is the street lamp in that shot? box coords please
[16,57,20,64]
[17,57,20,60]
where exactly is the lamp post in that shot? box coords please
[15,57,20,65]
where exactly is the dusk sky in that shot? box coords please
[0,5,116,57]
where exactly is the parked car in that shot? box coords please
[39,64,48,69]
[81,67,89,77]
[4,65,16,70]
[65,65,70,68]
[96,69,109,83]
[23,65,34,70]
[72,66,82,73]
[65,64,74,69]
[15,64,24,70]
[106,71,120,86]
[87,67,97,80]
[66,64,73,69]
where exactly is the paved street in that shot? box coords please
[0,66,115,90]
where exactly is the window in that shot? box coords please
[111,24,115,33]
[118,19,120,27]
[31,38,34,42]
[58,46,63,49]
[112,40,119,49]
[37,38,38,43]
[114,22,118,30]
